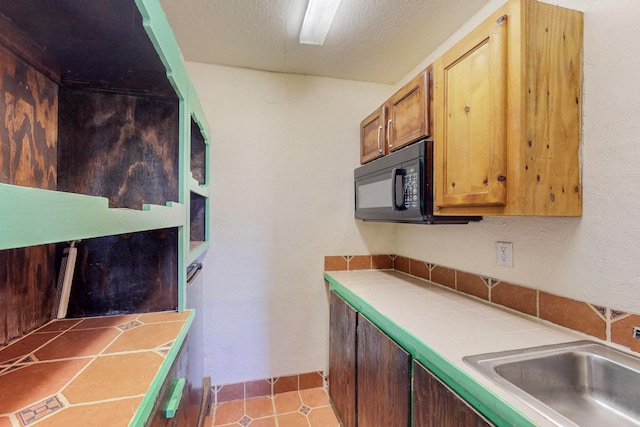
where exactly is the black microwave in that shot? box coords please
[354,139,481,224]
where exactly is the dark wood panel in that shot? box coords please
[190,120,206,186]
[190,194,206,243]
[0,1,175,97]
[0,245,57,346]
[57,88,179,209]
[413,360,494,427]
[357,314,410,427]
[66,229,178,317]
[328,291,357,427]
[0,43,57,189]
[0,11,60,83]
[0,42,58,347]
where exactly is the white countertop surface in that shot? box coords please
[325,269,593,427]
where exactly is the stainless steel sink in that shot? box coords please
[463,341,640,426]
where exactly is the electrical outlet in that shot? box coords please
[633,327,640,340]
[497,242,513,267]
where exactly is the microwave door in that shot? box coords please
[355,168,404,221]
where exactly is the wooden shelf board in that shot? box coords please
[189,180,209,197]
[0,183,186,250]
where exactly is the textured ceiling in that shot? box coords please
[159,0,490,84]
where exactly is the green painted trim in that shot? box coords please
[324,273,538,427]
[0,184,185,250]
[189,82,212,141]
[164,378,186,418]
[129,309,195,427]
[177,223,187,312]
[189,180,209,197]
[188,241,209,264]
[204,191,210,244]
[177,99,189,312]
[135,0,189,100]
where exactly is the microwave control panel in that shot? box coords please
[403,170,419,209]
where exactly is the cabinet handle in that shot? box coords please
[377,125,383,153]
[387,119,393,149]
[164,378,186,418]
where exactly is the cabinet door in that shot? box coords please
[360,105,386,164]
[387,69,429,152]
[413,361,494,427]
[434,13,508,208]
[328,291,357,427]
[357,314,410,427]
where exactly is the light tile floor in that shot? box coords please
[207,387,340,427]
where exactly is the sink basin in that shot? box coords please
[463,341,640,426]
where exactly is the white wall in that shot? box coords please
[394,0,640,312]
[186,63,394,384]
[188,0,640,385]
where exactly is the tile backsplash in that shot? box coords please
[325,254,640,354]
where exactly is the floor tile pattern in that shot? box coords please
[0,311,190,426]
[215,371,324,403]
[17,397,62,425]
[209,388,340,427]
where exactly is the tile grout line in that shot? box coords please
[6,316,188,425]
[211,387,338,427]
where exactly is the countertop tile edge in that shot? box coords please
[128,309,195,427]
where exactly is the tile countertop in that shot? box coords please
[324,270,602,427]
[0,310,193,427]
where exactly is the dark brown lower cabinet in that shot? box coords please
[413,360,494,427]
[329,290,492,427]
[357,314,411,427]
[328,291,357,427]
[146,340,192,427]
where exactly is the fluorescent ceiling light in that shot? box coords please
[299,0,341,46]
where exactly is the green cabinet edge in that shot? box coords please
[324,272,538,427]
[129,309,195,427]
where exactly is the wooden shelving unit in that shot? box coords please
[0,0,210,326]
[0,1,210,424]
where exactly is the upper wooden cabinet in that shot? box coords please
[360,105,387,164]
[360,68,431,164]
[387,68,431,152]
[435,14,508,209]
[434,0,583,216]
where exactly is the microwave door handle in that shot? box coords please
[391,168,406,210]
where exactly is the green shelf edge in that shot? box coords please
[135,0,189,100]
[324,272,538,427]
[190,180,209,197]
[129,309,195,427]
[188,241,209,264]
[0,184,186,250]
[189,83,212,141]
